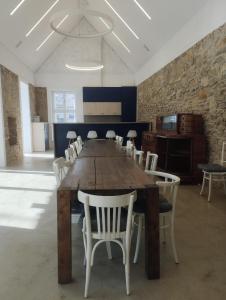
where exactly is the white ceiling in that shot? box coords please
[0,0,209,73]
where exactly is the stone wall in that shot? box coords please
[0,66,23,163]
[29,85,48,122]
[35,87,48,122]
[29,83,37,118]
[137,22,226,164]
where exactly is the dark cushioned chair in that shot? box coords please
[198,142,226,202]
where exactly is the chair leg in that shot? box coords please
[106,241,112,259]
[125,245,130,295]
[223,176,226,195]
[162,215,167,244]
[200,173,206,195]
[133,215,143,264]
[208,174,212,202]
[170,216,179,264]
[84,243,92,298]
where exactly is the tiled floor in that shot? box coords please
[0,154,226,300]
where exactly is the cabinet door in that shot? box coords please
[107,102,121,115]
[83,103,96,115]
[84,102,122,115]
[95,102,121,115]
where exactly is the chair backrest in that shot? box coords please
[65,147,76,163]
[77,136,83,147]
[146,170,180,212]
[70,143,78,157]
[53,157,67,185]
[126,140,133,149]
[115,135,119,142]
[78,190,136,240]
[118,136,123,146]
[87,130,98,139]
[73,140,82,155]
[145,151,158,171]
[133,149,144,166]
[221,141,226,165]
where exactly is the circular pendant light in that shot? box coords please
[65,62,104,71]
[50,9,114,38]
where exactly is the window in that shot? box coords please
[52,91,76,123]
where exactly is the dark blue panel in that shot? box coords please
[83,87,122,102]
[54,122,149,158]
[121,87,137,122]
[83,86,137,122]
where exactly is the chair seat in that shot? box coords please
[198,163,226,173]
[133,195,172,214]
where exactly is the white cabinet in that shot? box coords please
[83,102,121,116]
[32,123,49,152]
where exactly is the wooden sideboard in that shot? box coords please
[142,132,206,183]
[142,114,207,183]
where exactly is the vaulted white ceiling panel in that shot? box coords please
[0,0,209,73]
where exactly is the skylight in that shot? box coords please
[36,14,68,51]
[99,17,131,53]
[26,0,61,37]
[10,0,27,16]
[104,0,140,40]
[134,0,151,20]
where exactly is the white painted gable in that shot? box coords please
[35,18,135,88]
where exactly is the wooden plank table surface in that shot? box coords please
[79,139,127,158]
[57,140,160,284]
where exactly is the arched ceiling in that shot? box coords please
[0,0,209,73]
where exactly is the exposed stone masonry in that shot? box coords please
[137,23,226,163]
[0,66,23,163]
[29,84,48,122]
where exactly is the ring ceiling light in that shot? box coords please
[65,62,104,71]
[50,9,114,38]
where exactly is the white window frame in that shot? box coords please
[52,91,77,123]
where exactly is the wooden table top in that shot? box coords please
[59,140,155,191]
[79,139,127,158]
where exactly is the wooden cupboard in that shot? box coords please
[83,102,121,116]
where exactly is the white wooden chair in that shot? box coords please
[118,136,124,146]
[145,151,158,171]
[199,141,226,202]
[78,190,136,298]
[133,149,144,166]
[53,157,71,186]
[77,135,84,147]
[87,130,98,139]
[133,171,180,264]
[65,147,76,163]
[72,140,82,155]
[70,142,78,157]
[122,140,133,155]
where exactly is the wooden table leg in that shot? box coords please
[57,189,72,284]
[145,186,160,279]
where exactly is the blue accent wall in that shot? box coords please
[83,86,137,122]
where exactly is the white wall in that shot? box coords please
[136,0,226,84]
[0,42,34,84]
[20,81,32,154]
[34,19,135,124]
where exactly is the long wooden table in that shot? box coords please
[57,140,160,284]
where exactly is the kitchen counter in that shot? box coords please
[54,122,150,157]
